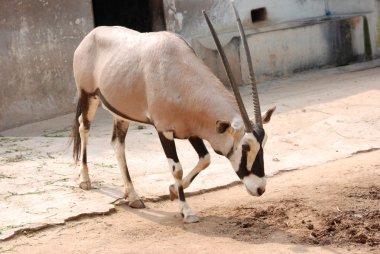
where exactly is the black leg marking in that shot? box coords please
[82,147,87,164]
[79,90,91,130]
[178,185,185,202]
[187,137,210,185]
[190,173,199,184]
[189,137,209,158]
[111,124,117,143]
[112,120,128,143]
[111,120,132,182]
[158,132,179,163]
[124,165,132,182]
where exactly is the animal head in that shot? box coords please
[204,5,276,197]
[215,106,276,196]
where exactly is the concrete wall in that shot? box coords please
[240,16,366,82]
[0,0,93,131]
[377,0,380,54]
[163,0,379,84]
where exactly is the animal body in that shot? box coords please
[72,26,275,223]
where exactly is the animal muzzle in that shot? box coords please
[242,174,267,197]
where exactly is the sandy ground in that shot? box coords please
[1,150,379,254]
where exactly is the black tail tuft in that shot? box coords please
[71,99,82,163]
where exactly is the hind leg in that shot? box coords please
[78,92,99,190]
[111,119,145,208]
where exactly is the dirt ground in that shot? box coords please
[1,150,378,254]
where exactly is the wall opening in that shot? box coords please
[251,7,267,23]
[92,0,166,32]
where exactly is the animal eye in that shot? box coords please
[242,144,250,153]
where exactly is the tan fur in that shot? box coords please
[73,26,243,153]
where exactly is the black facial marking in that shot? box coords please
[250,127,265,177]
[236,144,250,179]
[158,132,179,163]
[253,127,265,144]
[189,137,209,158]
[172,165,175,172]
[242,144,250,152]
[178,186,186,201]
[251,147,265,177]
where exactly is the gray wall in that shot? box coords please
[0,0,93,131]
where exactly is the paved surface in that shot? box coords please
[0,60,379,240]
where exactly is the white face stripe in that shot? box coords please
[246,134,260,172]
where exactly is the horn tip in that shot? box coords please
[230,1,239,17]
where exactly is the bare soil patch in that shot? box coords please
[208,188,379,247]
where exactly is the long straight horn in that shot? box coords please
[231,1,262,128]
[202,10,253,134]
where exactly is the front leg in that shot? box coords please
[158,131,199,223]
[170,137,211,199]
[183,137,211,188]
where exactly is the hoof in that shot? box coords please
[169,184,178,201]
[79,181,91,190]
[183,214,200,223]
[129,199,145,209]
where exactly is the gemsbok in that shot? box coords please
[71,3,275,223]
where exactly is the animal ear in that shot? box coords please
[262,106,276,124]
[250,106,276,125]
[216,120,231,133]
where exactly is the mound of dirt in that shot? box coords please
[204,186,380,248]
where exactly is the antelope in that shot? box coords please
[71,3,275,223]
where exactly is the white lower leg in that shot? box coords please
[182,154,211,189]
[78,115,91,190]
[169,161,199,223]
[112,127,144,208]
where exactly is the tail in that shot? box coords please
[71,99,82,163]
